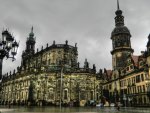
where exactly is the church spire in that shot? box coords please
[115,0,124,26]
[31,26,33,33]
[29,26,34,37]
[25,27,36,54]
[117,0,120,10]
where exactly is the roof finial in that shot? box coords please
[115,0,122,16]
[117,0,120,10]
[31,26,33,33]
[29,26,34,37]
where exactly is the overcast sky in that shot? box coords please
[0,0,150,74]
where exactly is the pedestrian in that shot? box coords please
[117,105,120,111]
[116,102,120,111]
[9,103,11,108]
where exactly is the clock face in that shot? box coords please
[116,52,128,68]
[117,53,122,57]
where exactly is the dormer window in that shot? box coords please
[129,59,131,63]
[130,65,134,70]
[126,67,129,71]
[114,74,116,79]
[139,61,143,66]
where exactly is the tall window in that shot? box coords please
[109,84,112,90]
[37,90,40,99]
[49,59,51,65]
[127,67,129,71]
[80,91,86,100]
[128,78,131,86]
[130,65,134,70]
[143,85,145,92]
[141,74,144,81]
[90,91,93,100]
[48,88,54,100]
[136,75,140,83]
[96,92,99,100]
[64,90,68,100]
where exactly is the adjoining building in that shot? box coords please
[0,27,102,106]
[101,1,150,107]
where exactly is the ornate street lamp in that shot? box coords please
[0,29,19,80]
[75,81,80,106]
[123,93,127,107]
[60,62,64,109]
[114,82,117,105]
[59,59,66,109]
[114,90,117,104]
[127,95,133,107]
[43,74,48,106]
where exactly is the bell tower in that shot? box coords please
[25,27,36,55]
[21,27,36,68]
[111,0,134,70]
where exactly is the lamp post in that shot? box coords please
[76,81,80,106]
[28,76,35,106]
[59,59,66,109]
[44,74,48,105]
[114,91,116,105]
[128,95,133,107]
[0,29,19,80]
[60,66,63,109]
[0,30,19,104]
[114,82,117,106]
[123,94,127,107]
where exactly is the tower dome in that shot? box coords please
[111,0,131,38]
[29,26,35,39]
[111,26,131,37]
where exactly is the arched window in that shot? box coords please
[49,59,51,65]
[64,90,68,100]
[80,91,86,100]
[90,91,93,100]
[144,97,146,104]
[49,88,54,100]
[96,92,99,100]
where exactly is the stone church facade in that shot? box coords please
[0,27,102,106]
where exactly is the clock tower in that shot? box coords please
[111,0,134,70]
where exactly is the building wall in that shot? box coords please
[120,71,150,106]
[0,71,101,106]
[0,43,101,106]
[102,55,150,106]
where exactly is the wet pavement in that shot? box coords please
[0,106,150,113]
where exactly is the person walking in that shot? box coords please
[116,102,120,111]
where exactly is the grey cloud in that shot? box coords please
[0,0,150,74]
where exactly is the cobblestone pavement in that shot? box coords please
[0,106,150,113]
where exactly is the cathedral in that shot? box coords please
[0,27,101,106]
